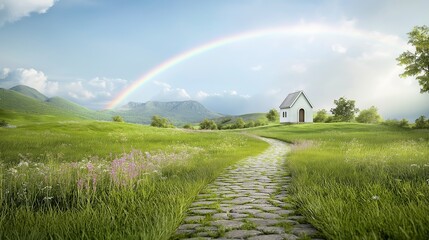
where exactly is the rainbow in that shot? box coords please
[106,23,401,109]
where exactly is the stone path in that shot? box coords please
[172,137,322,240]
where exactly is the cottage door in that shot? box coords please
[299,109,305,122]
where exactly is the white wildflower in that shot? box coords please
[17,161,29,167]
[43,196,53,201]
[372,195,380,201]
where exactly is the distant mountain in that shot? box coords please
[112,100,223,125]
[0,86,110,121]
[1,85,223,126]
[10,85,48,101]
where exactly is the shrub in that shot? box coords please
[255,119,268,126]
[112,115,124,123]
[266,109,279,122]
[382,119,410,128]
[0,119,8,127]
[183,124,193,129]
[414,116,429,129]
[151,115,174,128]
[356,106,382,124]
[233,118,246,129]
[199,119,217,130]
[245,120,255,128]
[314,109,328,123]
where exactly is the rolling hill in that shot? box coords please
[0,86,111,121]
[1,85,224,126]
[111,100,223,125]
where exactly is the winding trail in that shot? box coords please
[172,137,321,240]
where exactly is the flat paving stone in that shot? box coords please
[224,230,262,238]
[172,137,321,240]
[211,220,244,229]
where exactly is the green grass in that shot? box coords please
[0,119,269,239]
[247,123,429,239]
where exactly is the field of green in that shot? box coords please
[0,115,268,239]
[247,123,429,239]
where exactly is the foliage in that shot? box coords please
[382,119,410,128]
[355,106,382,124]
[0,120,268,239]
[0,119,8,127]
[245,120,255,128]
[112,115,124,122]
[150,115,174,128]
[183,124,193,129]
[248,123,429,239]
[414,115,429,129]
[330,97,359,122]
[313,109,328,123]
[233,118,246,129]
[266,109,279,122]
[397,25,429,93]
[199,119,217,130]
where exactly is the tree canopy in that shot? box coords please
[397,25,429,93]
[266,109,279,122]
[356,106,382,124]
[330,97,359,122]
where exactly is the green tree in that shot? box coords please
[233,118,246,129]
[414,115,429,129]
[112,115,124,123]
[199,119,217,130]
[397,25,429,93]
[330,97,359,122]
[266,109,279,122]
[151,115,174,128]
[245,120,255,128]
[313,109,328,122]
[356,106,382,124]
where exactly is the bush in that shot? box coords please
[255,119,268,126]
[0,119,8,127]
[314,109,328,123]
[356,106,382,124]
[183,124,193,129]
[151,115,174,128]
[112,115,124,123]
[414,116,429,129]
[382,119,410,128]
[199,119,217,130]
[266,109,279,122]
[245,120,255,128]
[233,118,246,129]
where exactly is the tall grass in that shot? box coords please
[0,120,268,239]
[248,123,429,239]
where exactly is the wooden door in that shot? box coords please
[299,109,305,122]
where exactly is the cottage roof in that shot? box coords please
[279,91,313,109]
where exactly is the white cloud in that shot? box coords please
[290,64,307,73]
[331,44,347,54]
[152,80,191,101]
[251,65,263,71]
[0,67,59,95]
[0,0,56,26]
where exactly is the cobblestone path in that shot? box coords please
[172,137,321,240]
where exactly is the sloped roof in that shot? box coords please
[279,90,313,109]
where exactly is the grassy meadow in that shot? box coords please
[0,114,268,239]
[247,123,429,239]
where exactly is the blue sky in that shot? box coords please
[0,0,428,119]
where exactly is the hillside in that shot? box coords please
[213,113,267,124]
[10,85,48,101]
[112,100,223,125]
[0,87,110,121]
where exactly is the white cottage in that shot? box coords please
[279,91,313,123]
